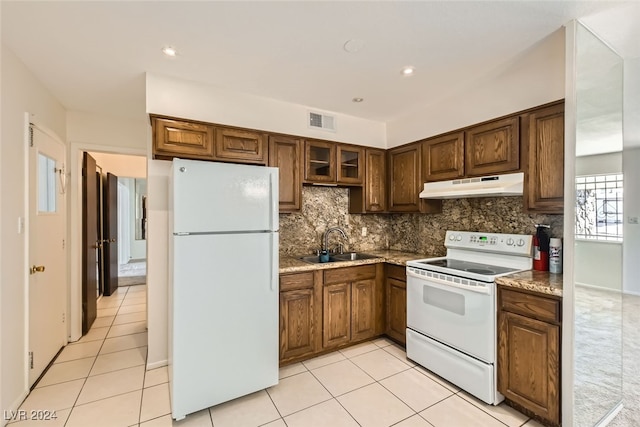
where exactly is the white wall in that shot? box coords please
[89,152,146,179]
[1,45,67,424]
[574,152,623,291]
[144,73,388,367]
[622,57,640,295]
[386,28,566,147]
[574,241,623,290]
[146,158,170,368]
[575,151,622,176]
[66,113,147,341]
[146,73,387,148]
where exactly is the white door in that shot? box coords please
[28,125,67,386]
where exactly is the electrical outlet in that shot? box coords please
[361,227,367,237]
[629,216,639,224]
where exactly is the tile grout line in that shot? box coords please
[63,286,127,427]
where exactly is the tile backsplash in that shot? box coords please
[279,186,563,256]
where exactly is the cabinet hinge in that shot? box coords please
[29,124,34,147]
[29,351,34,369]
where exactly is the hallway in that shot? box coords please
[9,285,155,426]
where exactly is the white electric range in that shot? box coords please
[406,230,533,405]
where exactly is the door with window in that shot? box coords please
[28,125,67,386]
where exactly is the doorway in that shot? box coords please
[81,151,147,334]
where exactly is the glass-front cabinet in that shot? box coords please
[337,145,363,184]
[305,140,335,182]
[304,140,363,184]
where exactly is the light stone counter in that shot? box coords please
[495,270,563,297]
[279,250,428,274]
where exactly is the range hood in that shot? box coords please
[419,172,524,199]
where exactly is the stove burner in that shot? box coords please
[465,268,496,275]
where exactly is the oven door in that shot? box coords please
[406,267,495,363]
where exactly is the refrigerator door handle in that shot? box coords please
[270,233,278,291]
[270,171,278,232]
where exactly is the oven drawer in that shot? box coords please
[406,329,502,405]
[499,287,561,324]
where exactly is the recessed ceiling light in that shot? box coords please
[344,39,365,53]
[401,66,415,76]
[162,46,177,57]
[352,97,364,103]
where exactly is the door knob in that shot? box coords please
[30,265,45,275]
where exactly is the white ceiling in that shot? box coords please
[3,1,636,125]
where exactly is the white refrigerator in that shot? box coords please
[168,159,279,420]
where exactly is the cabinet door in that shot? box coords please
[269,136,302,212]
[280,288,316,360]
[465,117,520,176]
[323,283,351,348]
[498,311,560,426]
[364,149,387,212]
[386,277,406,345]
[523,103,564,214]
[305,140,336,182]
[388,144,421,212]
[337,145,364,184]
[422,132,465,181]
[351,279,376,341]
[214,127,267,164]
[152,117,215,160]
[348,148,387,213]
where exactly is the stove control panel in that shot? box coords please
[445,230,533,256]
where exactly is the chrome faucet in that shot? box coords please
[323,227,347,254]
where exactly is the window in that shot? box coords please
[575,174,623,241]
[38,153,57,213]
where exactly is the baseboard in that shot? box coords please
[575,282,640,297]
[147,359,168,370]
[3,389,29,426]
[595,401,623,426]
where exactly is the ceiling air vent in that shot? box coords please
[308,111,336,132]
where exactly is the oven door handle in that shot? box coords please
[407,269,491,295]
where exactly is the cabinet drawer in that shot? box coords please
[152,117,214,160]
[386,264,406,282]
[499,288,561,324]
[214,128,267,164]
[280,272,314,292]
[324,265,376,285]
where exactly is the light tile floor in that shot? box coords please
[11,285,544,427]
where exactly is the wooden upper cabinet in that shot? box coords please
[465,117,520,176]
[422,132,465,182]
[269,136,302,213]
[305,140,336,183]
[152,117,215,160]
[337,145,364,184]
[523,102,564,214]
[349,148,386,213]
[214,127,267,164]
[388,144,422,212]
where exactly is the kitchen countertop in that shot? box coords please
[495,270,563,297]
[279,249,426,274]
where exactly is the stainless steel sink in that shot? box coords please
[332,252,379,261]
[298,253,378,264]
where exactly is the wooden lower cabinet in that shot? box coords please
[279,271,322,363]
[323,264,382,349]
[385,264,407,345]
[498,286,561,426]
[323,283,352,348]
